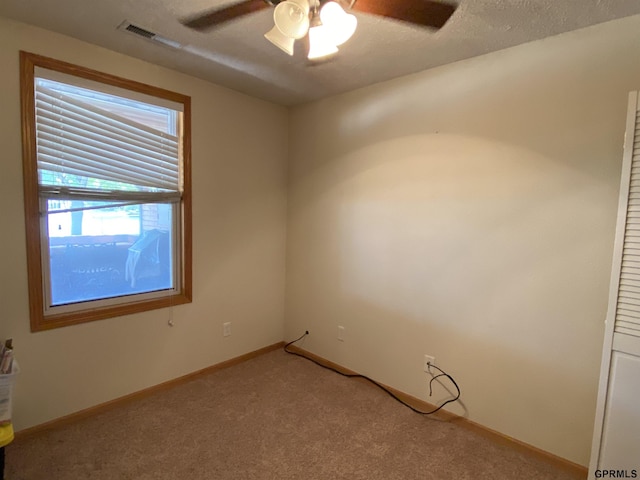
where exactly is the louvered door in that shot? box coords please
[589,92,640,478]
[618,119,640,337]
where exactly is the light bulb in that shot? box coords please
[319,1,357,46]
[307,23,339,60]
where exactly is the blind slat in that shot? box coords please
[40,186,180,203]
[37,132,178,180]
[37,87,175,143]
[37,113,178,158]
[35,83,180,195]
[38,156,175,192]
[35,103,178,157]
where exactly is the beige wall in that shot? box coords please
[286,15,640,466]
[0,17,288,431]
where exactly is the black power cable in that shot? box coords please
[284,331,461,415]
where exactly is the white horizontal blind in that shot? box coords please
[35,80,180,198]
[616,107,640,338]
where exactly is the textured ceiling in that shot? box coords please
[1,0,640,106]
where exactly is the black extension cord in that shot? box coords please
[284,331,461,415]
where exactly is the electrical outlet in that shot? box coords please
[424,354,435,371]
[223,322,231,337]
[338,325,345,341]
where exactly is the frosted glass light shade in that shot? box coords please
[274,0,310,40]
[307,24,338,60]
[264,26,295,55]
[320,1,357,46]
[289,0,310,15]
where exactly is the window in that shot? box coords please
[20,51,192,331]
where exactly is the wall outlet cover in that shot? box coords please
[424,354,435,371]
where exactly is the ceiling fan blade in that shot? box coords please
[183,0,272,30]
[351,0,457,29]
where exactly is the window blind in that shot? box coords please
[35,83,180,196]
[616,109,640,338]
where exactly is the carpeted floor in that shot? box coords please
[6,349,585,479]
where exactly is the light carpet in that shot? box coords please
[6,349,585,479]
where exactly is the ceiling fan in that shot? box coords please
[183,0,457,61]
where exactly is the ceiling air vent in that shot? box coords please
[117,21,182,50]
[125,23,155,39]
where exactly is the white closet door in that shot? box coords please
[599,351,640,467]
[589,92,640,478]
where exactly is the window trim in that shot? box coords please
[20,51,192,332]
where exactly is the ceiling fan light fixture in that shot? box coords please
[319,1,357,46]
[264,25,295,55]
[273,0,310,39]
[184,0,458,63]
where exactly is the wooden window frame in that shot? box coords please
[20,51,192,332]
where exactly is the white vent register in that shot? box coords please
[117,21,182,50]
